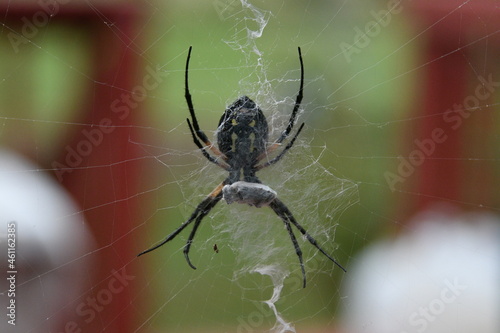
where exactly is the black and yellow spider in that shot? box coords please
[138,46,346,287]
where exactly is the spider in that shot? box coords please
[138,46,346,287]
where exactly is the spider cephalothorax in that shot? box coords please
[138,46,345,287]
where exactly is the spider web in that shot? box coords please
[0,0,499,332]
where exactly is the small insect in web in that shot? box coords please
[138,46,346,287]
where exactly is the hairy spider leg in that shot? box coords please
[137,182,225,265]
[185,46,226,160]
[187,118,229,170]
[256,122,304,171]
[183,188,223,269]
[283,212,307,287]
[269,198,346,288]
[260,47,304,161]
[280,46,304,143]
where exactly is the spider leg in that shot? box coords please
[269,198,346,288]
[280,46,304,143]
[268,198,307,287]
[256,122,304,170]
[183,186,223,269]
[184,46,226,160]
[187,118,229,170]
[137,182,225,270]
[284,213,307,288]
[265,47,304,159]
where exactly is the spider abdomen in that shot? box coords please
[222,181,277,207]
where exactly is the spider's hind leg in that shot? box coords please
[269,198,346,288]
[183,187,224,269]
[269,198,307,287]
[138,182,225,271]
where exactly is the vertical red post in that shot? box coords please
[1,3,144,331]
[58,9,143,333]
[406,0,500,217]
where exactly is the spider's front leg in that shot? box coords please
[259,46,304,162]
[256,122,304,171]
[138,182,226,269]
[269,198,346,288]
[184,46,227,164]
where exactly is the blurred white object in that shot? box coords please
[341,206,500,333]
[0,149,94,332]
